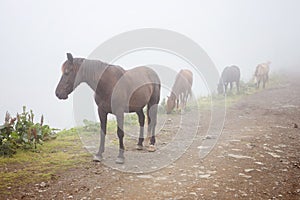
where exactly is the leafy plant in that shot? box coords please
[0,112,17,156]
[0,106,57,157]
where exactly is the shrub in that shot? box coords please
[0,106,57,157]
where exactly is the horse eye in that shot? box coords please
[64,69,70,75]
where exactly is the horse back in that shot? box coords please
[221,65,240,83]
[255,63,269,77]
[173,69,193,95]
[112,66,161,112]
[180,69,193,86]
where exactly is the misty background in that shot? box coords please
[0,0,299,129]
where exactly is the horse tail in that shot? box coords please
[149,72,161,105]
[233,65,241,80]
[188,71,193,99]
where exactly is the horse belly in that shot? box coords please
[128,87,151,110]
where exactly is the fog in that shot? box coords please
[0,0,299,129]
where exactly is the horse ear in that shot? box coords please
[67,53,73,63]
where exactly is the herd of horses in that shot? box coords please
[55,53,270,164]
[217,61,271,95]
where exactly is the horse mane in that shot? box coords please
[77,58,125,91]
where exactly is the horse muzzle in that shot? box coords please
[55,89,69,100]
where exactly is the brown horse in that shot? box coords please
[255,61,270,89]
[166,69,193,114]
[55,53,161,164]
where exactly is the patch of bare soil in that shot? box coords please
[2,74,300,199]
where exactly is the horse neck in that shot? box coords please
[218,78,223,85]
[170,92,176,98]
[171,80,182,99]
[219,76,225,85]
[77,59,108,91]
[171,84,179,98]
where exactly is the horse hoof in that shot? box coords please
[115,157,125,164]
[93,155,103,162]
[136,145,143,150]
[147,145,156,152]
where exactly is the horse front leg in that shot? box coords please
[179,94,184,111]
[257,79,261,89]
[136,110,145,150]
[93,110,107,162]
[224,83,228,95]
[116,113,125,164]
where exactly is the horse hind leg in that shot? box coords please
[136,110,145,150]
[115,113,125,164]
[176,98,179,112]
[146,102,158,152]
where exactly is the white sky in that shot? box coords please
[0,0,299,129]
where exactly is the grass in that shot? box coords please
[0,129,90,195]
[0,120,123,195]
[194,73,281,110]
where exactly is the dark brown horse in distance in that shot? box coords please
[254,61,270,89]
[55,53,161,164]
[166,69,193,114]
[217,65,240,95]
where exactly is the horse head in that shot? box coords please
[166,93,176,114]
[55,53,81,100]
[217,83,224,94]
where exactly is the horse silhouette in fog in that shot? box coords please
[55,53,161,164]
[254,61,270,89]
[218,65,240,95]
[166,69,193,114]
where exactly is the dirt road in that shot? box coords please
[5,74,300,199]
